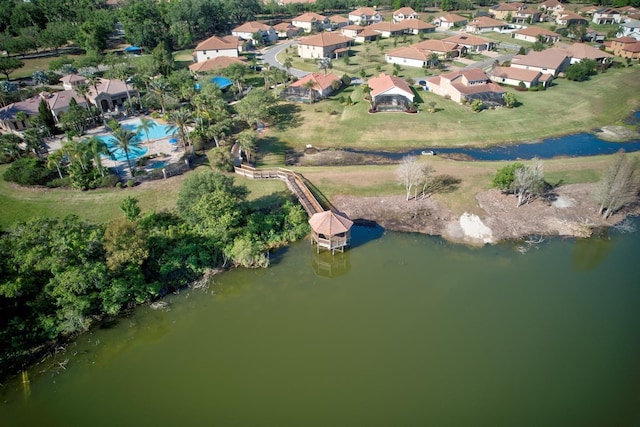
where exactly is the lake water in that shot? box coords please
[1,222,639,426]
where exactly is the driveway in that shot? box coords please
[261,40,309,78]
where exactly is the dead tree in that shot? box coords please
[594,151,638,219]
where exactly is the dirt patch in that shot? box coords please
[332,183,638,245]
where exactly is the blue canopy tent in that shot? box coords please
[124,46,142,54]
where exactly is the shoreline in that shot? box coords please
[330,182,639,246]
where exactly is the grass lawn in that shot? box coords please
[261,66,640,155]
[0,164,287,229]
[9,54,84,80]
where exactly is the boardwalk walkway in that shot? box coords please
[234,165,324,216]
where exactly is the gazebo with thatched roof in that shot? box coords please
[309,210,353,254]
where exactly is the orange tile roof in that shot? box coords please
[490,66,543,82]
[440,13,467,22]
[512,48,569,69]
[398,20,435,30]
[290,72,341,91]
[328,15,350,23]
[309,210,353,235]
[293,12,327,23]
[413,39,459,53]
[368,73,413,98]
[368,21,406,32]
[556,42,613,60]
[444,34,493,46]
[195,35,242,51]
[232,21,272,33]
[394,7,416,16]
[189,56,246,72]
[350,7,378,17]
[514,26,561,37]
[386,46,432,61]
[468,16,506,27]
[299,32,352,47]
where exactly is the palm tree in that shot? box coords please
[317,57,332,75]
[303,80,317,104]
[110,127,139,177]
[0,133,23,160]
[149,78,170,114]
[137,117,157,143]
[46,149,65,179]
[236,129,257,163]
[84,136,111,177]
[283,57,293,76]
[167,108,195,152]
[22,127,46,158]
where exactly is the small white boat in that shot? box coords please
[421,150,435,156]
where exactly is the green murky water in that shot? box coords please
[2,225,640,427]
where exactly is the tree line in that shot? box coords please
[0,168,310,381]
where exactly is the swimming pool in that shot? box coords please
[211,76,232,89]
[97,120,175,162]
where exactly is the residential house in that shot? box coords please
[539,0,565,16]
[489,66,553,88]
[297,33,352,59]
[490,3,524,20]
[556,41,613,64]
[617,20,640,40]
[189,56,247,74]
[273,22,303,39]
[555,12,589,26]
[368,22,406,38]
[443,34,495,52]
[292,12,329,33]
[393,7,419,23]
[399,19,436,35]
[193,36,243,62]
[610,37,640,59]
[512,26,561,43]
[433,13,468,29]
[584,29,606,43]
[592,8,622,25]
[0,95,43,132]
[60,74,88,91]
[280,72,341,103]
[41,90,90,123]
[231,21,277,45]
[466,16,510,33]
[578,5,601,17]
[425,69,506,105]
[348,7,381,25]
[368,73,415,112]
[512,6,543,24]
[354,28,380,43]
[328,15,350,30]
[385,46,436,68]
[87,77,137,113]
[511,48,570,76]
[341,25,363,38]
[412,39,464,59]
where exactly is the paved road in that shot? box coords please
[463,53,516,71]
[261,40,309,78]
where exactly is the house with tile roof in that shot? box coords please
[281,72,342,103]
[555,12,589,26]
[354,28,380,43]
[610,36,640,57]
[466,16,510,33]
[393,7,419,23]
[43,90,90,123]
[385,46,437,68]
[188,56,247,74]
[489,66,553,88]
[425,69,506,105]
[193,36,244,62]
[539,0,565,16]
[617,20,640,40]
[443,34,495,52]
[328,15,351,30]
[368,73,415,112]
[348,7,381,25]
[433,13,468,29]
[297,33,353,59]
[0,95,45,132]
[368,21,406,38]
[231,21,277,45]
[512,26,561,43]
[340,24,363,38]
[273,22,303,39]
[292,12,329,32]
[412,39,465,59]
[511,48,570,76]
[556,42,613,64]
[592,8,622,25]
[399,19,436,35]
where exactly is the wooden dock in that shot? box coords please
[234,165,324,216]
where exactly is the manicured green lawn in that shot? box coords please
[261,66,640,156]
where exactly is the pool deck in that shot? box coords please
[46,116,187,178]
